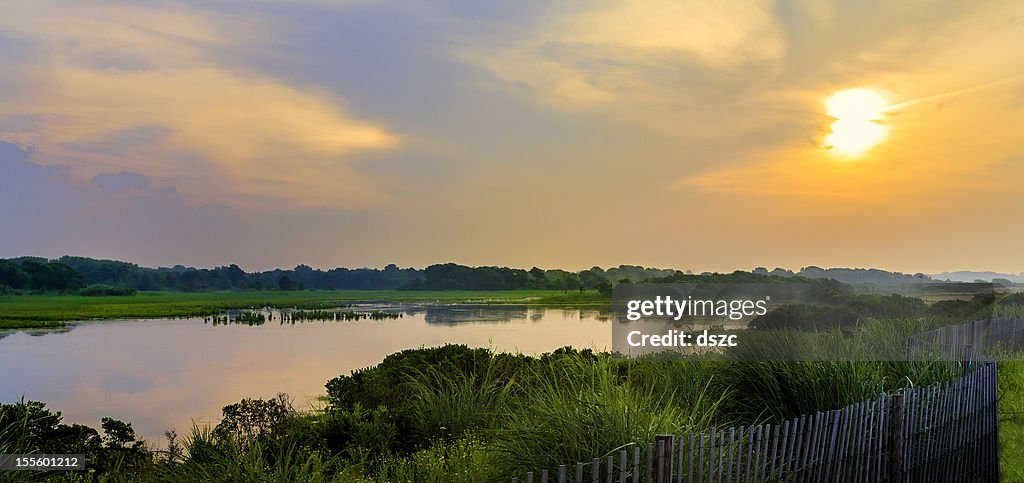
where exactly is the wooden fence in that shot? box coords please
[909,316,1024,355]
[512,318,1010,483]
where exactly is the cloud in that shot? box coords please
[92,171,150,194]
[563,0,784,67]
[678,0,1024,203]
[455,0,785,109]
[0,1,399,211]
[3,0,1024,274]
[0,141,242,265]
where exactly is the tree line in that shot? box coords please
[0,255,950,294]
[0,256,676,293]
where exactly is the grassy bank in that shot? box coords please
[0,290,607,329]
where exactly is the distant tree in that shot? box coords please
[578,269,606,290]
[225,264,246,288]
[175,270,201,292]
[18,260,83,291]
[20,260,51,290]
[100,418,138,449]
[278,275,294,291]
[0,259,29,288]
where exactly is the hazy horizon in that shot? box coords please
[3,1,1023,273]
[6,252,1024,281]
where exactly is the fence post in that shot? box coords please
[654,434,674,482]
[961,344,974,376]
[888,394,905,483]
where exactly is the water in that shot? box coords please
[0,305,612,444]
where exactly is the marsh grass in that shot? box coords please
[0,290,606,329]
[491,353,725,477]
[158,423,343,483]
[0,403,39,483]
[405,363,515,442]
[712,316,966,422]
[0,319,66,329]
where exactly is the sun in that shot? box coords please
[823,88,890,158]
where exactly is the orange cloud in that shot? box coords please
[0,1,399,211]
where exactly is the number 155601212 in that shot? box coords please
[0,454,85,471]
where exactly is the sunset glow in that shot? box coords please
[1,0,1023,273]
[824,88,890,158]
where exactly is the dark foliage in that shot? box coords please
[2,256,684,293]
[750,303,860,331]
[0,400,151,475]
[1,259,83,291]
[79,284,137,296]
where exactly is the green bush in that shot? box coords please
[313,404,398,459]
[79,284,137,296]
[359,436,498,483]
[844,294,927,318]
[750,303,859,331]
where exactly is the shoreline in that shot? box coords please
[0,290,610,330]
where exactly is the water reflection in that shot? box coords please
[0,326,74,339]
[0,305,612,445]
[0,305,617,338]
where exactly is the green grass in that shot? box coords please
[0,290,607,329]
[491,353,726,477]
[0,319,69,329]
[351,436,498,483]
[999,359,1024,482]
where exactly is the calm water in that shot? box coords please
[0,305,612,444]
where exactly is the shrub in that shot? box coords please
[750,303,859,331]
[364,436,498,483]
[79,284,137,296]
[844,294,927,318]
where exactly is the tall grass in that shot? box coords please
[715,317,965,422]
[405,363,515,442]
[0,401,40,483]
[159,424,343,483]
[713,358,960,423]
[492,353,726,477]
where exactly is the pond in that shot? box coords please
[0,304,612,444]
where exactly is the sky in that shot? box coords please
[1,0,1023,273]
